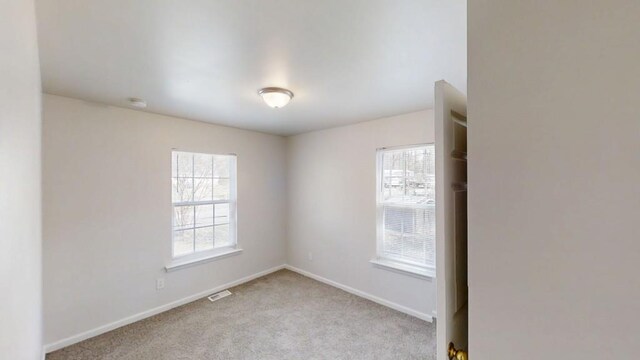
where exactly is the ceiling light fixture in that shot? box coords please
[258,87,294,108]
[128,97,147,108]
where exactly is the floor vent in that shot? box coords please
[208,290,232,302]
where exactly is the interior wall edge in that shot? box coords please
[0,0,43,358]
[284,109,437,318]
[40,92,290,139]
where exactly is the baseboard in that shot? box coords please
[284,264,433,322]
[44,264,286,353]
[44,263,431,353]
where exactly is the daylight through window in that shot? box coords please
[376,145,435,272]
[171,151,237,258]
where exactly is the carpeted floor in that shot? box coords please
[47,269,435,359]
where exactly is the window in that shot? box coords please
[375,145,435,277]
[171,151,237,259]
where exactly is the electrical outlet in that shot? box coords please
[308,252,313,261]
[156,278,165,290]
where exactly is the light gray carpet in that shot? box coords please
[47,269,435,359]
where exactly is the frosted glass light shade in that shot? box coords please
[258,87,294,108]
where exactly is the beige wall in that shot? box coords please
[468,1,640,358]
[0,0,43,359]
[43,100,436,348]
[287,111,436,318]
[42,94,288,346]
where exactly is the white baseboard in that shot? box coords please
[44,264,286,353]
[284,264,433,322]
[45,263,431,353]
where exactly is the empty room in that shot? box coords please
[2,1,639,359]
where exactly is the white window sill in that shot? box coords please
[165,248,243,272]
[370,258,435,280]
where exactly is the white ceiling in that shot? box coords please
[35,0,466,136]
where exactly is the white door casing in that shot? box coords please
[435,80,468,359]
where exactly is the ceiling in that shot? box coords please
[35,0,466,136]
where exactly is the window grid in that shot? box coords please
[377,145,435,270]
[172,151,235,258]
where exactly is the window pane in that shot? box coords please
[384,205,406,233]
[195,226,214,251]
[194,153,213,178]
[170,151,236,259]
[173,178,193,203]
[379,143,437,266]
[195,204,213,227]
[425,146,436,203]
[406,149,426,201]
[402,235,427,264]
[214,156,230,178]
[173,229,194,256]
[382,150,406,202]
[407,181,426,197]
[383,151,405,177]
[172,178,178,202]
[425,146,436,175]
[213,178,230,200]
[381,146,435,206]
[214,224,231,247]
[418,206,436,239]
[383,231,403,256]
[176,152,193,178]
[382,205,435,266]
[426,180,435,203]
[214,203,229,225]
[193,178,213,202]
[406,149,426,179]
[383,177,405,201]
[173,205,194,229]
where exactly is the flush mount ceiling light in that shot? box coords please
[258,87,294,108]
[128,97,147,108]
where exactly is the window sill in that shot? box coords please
[165,248,243,272]
[370,258,435,280]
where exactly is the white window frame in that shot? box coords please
[166,150,240,272]
[372,144,436,279]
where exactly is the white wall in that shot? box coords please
[42,94,287,345]
[0,1,43,359]
[287,111,436,318]
[468,1,640,359]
